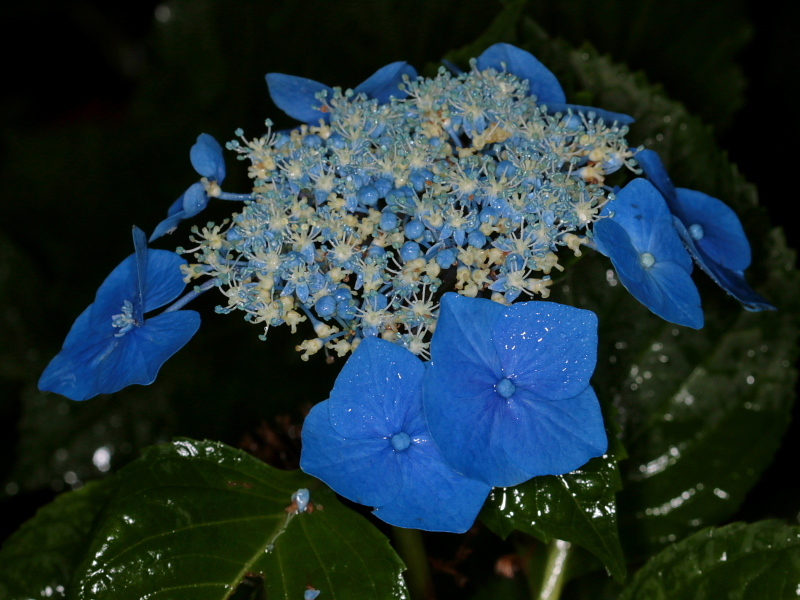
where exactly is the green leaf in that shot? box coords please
[480,449,626,582]
[68,440,407,600]
[0,478,118,599]
[618,520,800,600]
[514,25,800,559]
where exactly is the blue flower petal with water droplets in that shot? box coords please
[423,293,607,488]
[39,228,200,400]
[635,149,773,310]
[476,43,566,104]
[594,178,704,329]
[300,337,490,533]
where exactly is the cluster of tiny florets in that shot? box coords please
[181,63,636,359]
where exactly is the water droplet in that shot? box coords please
[93,446,113,473]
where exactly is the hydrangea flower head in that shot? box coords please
[39,227,201,401]
[636,149,774,311]
[593,178,704,329]
[423,293,607,488]
[189,46,639,360]
[300,336,491,532]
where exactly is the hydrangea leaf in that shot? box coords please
[0,478,118,599]
[480,438,626,582]
[68,440,408,600]
[618,521,800,600]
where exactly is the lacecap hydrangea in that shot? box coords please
[39,43,772,532]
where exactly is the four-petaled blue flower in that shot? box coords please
[266,62,418,124]
[300,336,491,533]
[151,134,227,241]
[636,149,775,311]
[423,293,608,488]
[39,227,201,401]
[476,43,635,126]
[594,178,704,328]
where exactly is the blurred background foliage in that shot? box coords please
[0,0,797,582]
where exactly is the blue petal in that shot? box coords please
[141,249,192,312]
[493,302,598,401]
[150,212,186,242]
[635,149,677,204]
[423,363,530,486]
[431,293,504,375]
[132,226,148,324]
[500,386,607,477]
[544,102,635,126]
[593,219,645,284]
[476,43,566,104]
[167,195,184,217]
[673,188,751,271]
[372,438,491,533]
[190,133,226,182]
[182,182,210,218]
[301,400,404,507]
[39,310,200,401]
[88,255,139,331]
[327,337,426,439]
[266,73,334,124]
[354,62,417,103]
[672,219,775,312]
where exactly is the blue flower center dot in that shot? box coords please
[640,252,656,269]
[689,223,704,241]
[391,431,411,452]
[496,378,516,399]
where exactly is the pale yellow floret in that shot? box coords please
[326,339,352,357]
[563,233,586,257]
[296,338,324,361]
[283,310,306,333]
[526,278,553,297]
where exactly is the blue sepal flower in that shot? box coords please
[151,134,227,241]
[353,61,418,104]
[267,62,418,124]
[423,293,608,488]
[593,178,704,328]
[39,227,201,401]
[476,43,634,126]
[636,149,775,311]
[189,133,226,183]
[300,337,491,533]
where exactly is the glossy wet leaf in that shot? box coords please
[0,478,118,599]
[68,439,407,600]
[618,520,800,600]
[480,451,626,582]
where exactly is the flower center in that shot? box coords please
[390,432,411,452]
[639,252,655,269]
[688,223,704,241]
[496,377,516,399]
[111,300,138,337]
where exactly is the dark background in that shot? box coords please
[1,0,797,550]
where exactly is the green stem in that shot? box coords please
[393,526,435,600]
[535,539,572,600]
